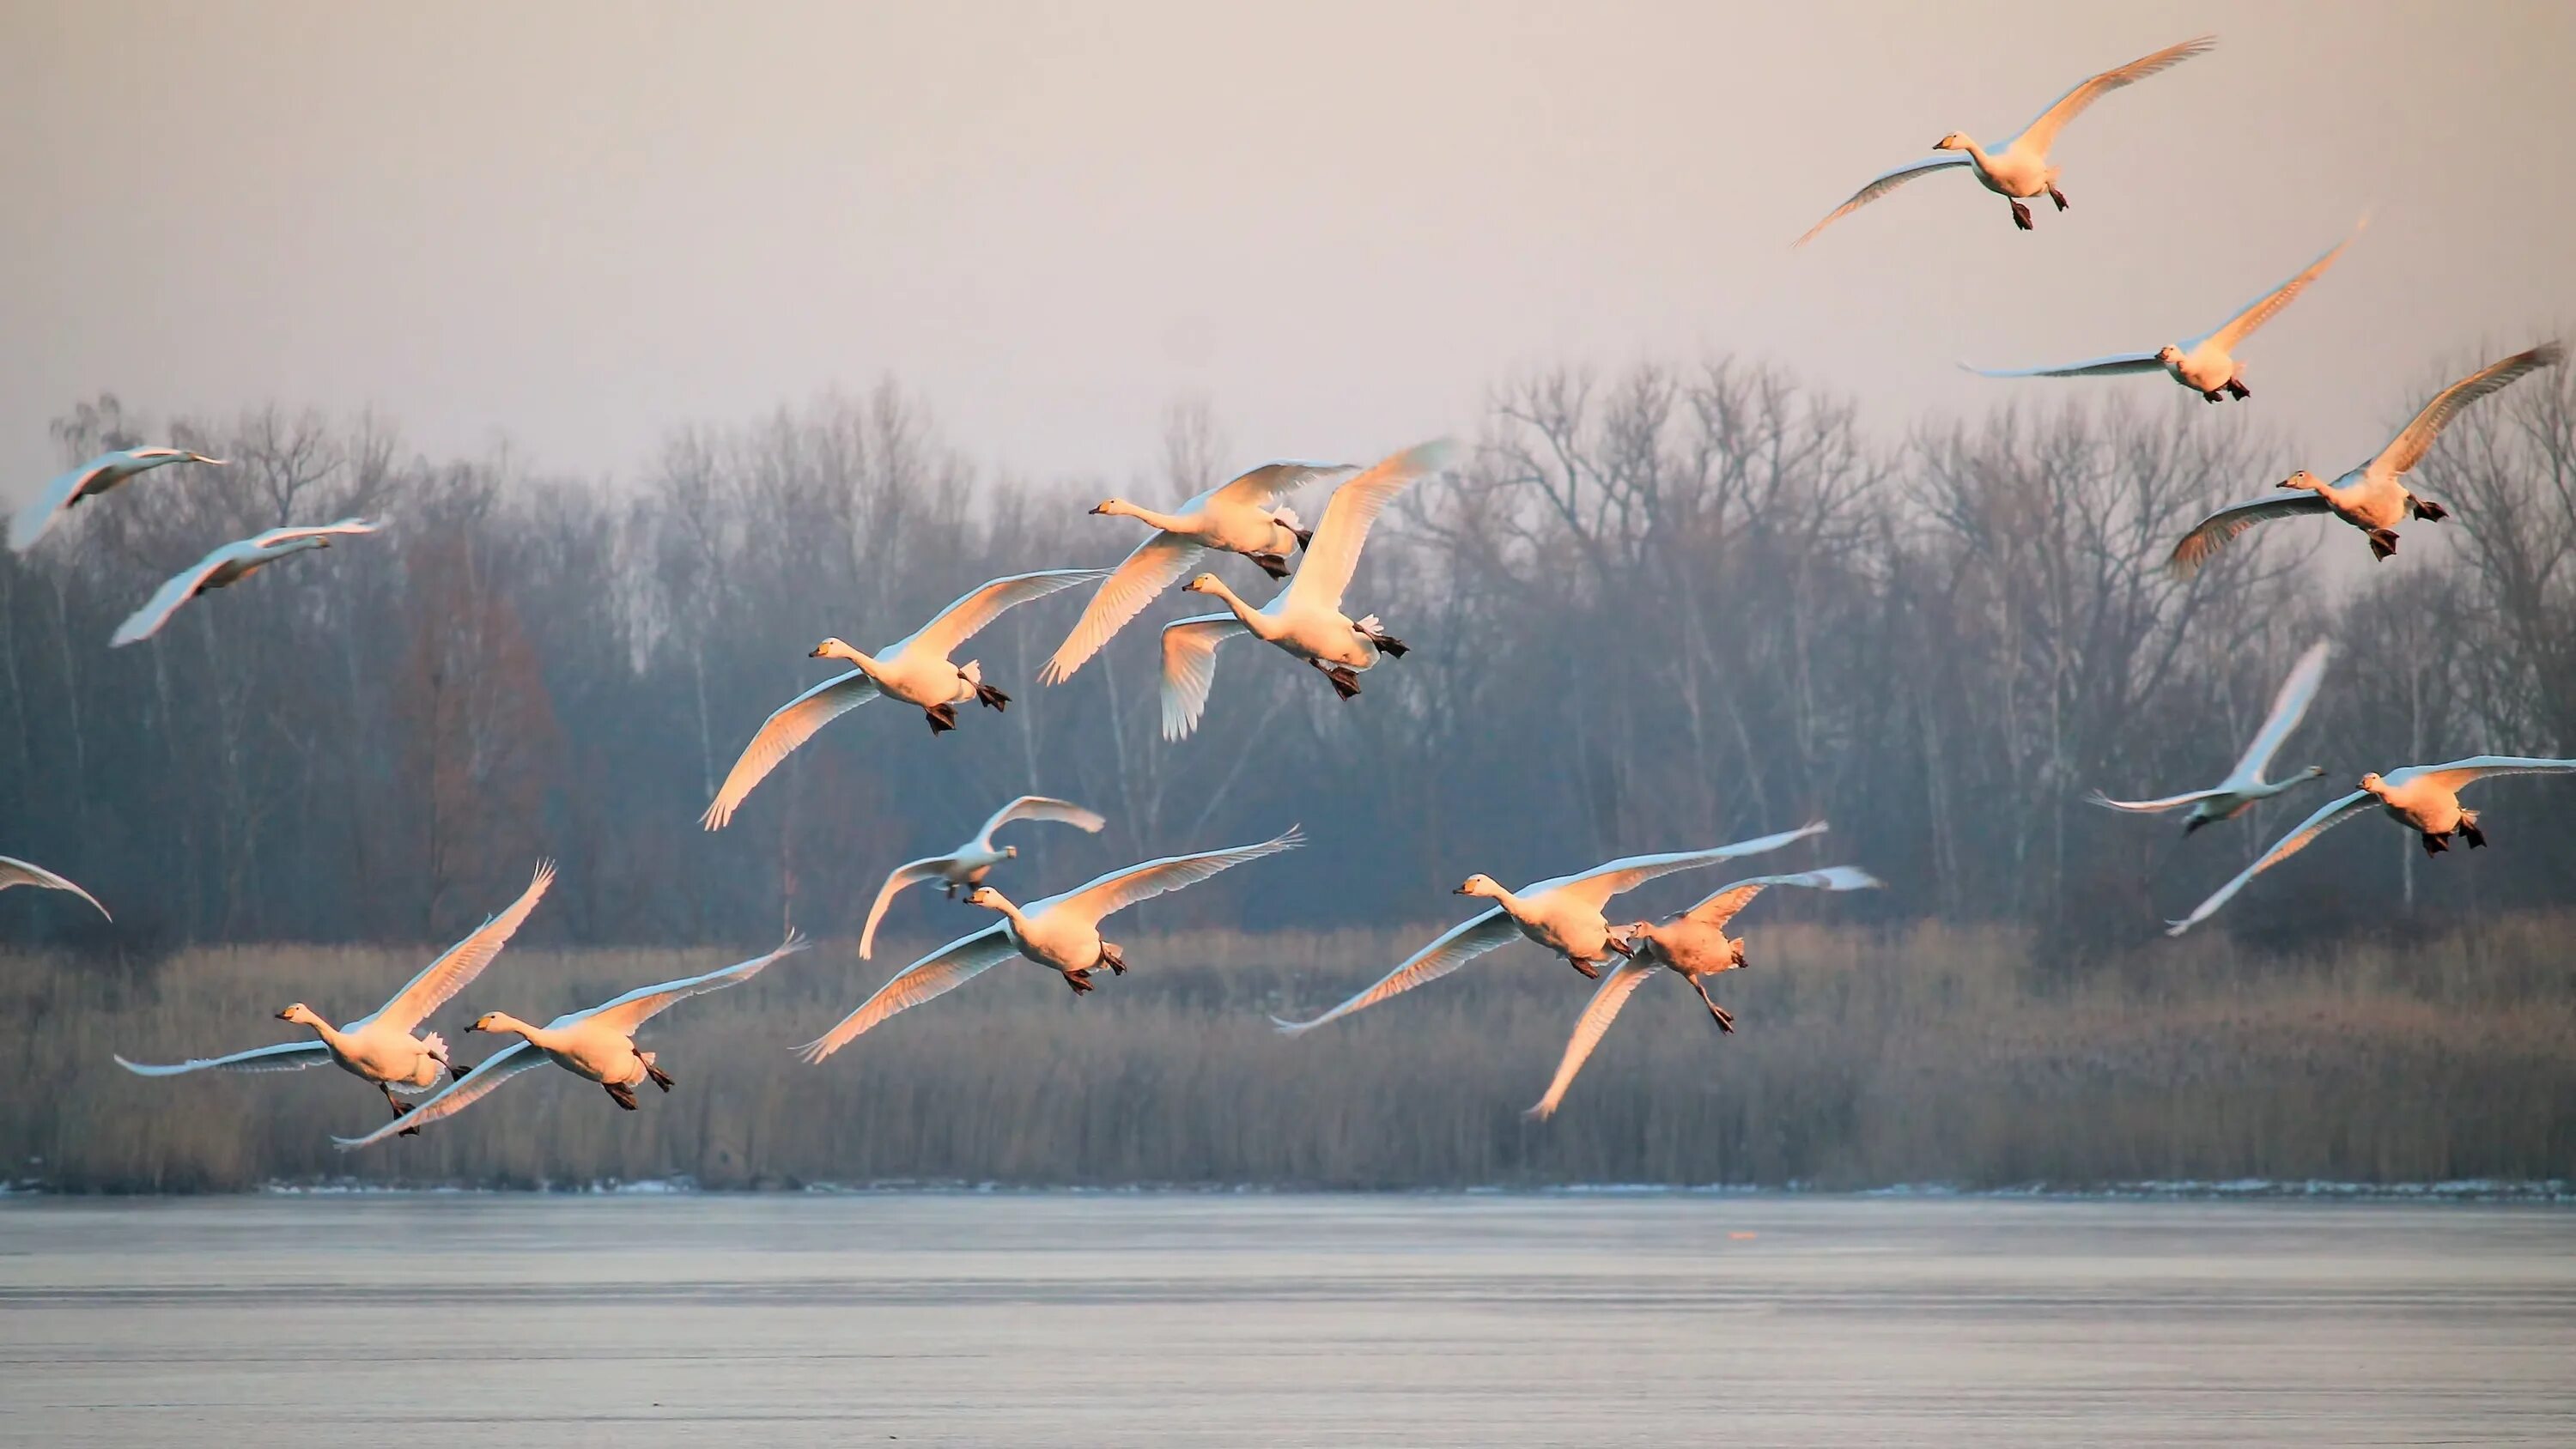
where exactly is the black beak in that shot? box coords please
[1088,504,1106,515]
[274,1010,292,1021]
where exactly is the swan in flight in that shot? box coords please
[799,827,1302,1062]
[1796,35,2213,245]
[701,567,1108,829]
[1966,225,2356,402]
[10,447,226,553]
[860,794,1109,959]
[0,856,111,919]
[1272,822,1828,1036]
[1527,866,1882,1120]
[1157,440,1455,740]
[110,518,386,646]
[2167,343,2565,576]
[117,863,554,1136]
[2091,640,2333,832]
[2166,758,2576,936]
[1042,461,1356,684]
[333,932,808,1149]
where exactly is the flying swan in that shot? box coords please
[701,567,1108,829]
[1796,35,2213,245]
[799,827,1303,1062]
[860,794,1109,959]
[1271,822,1829,1036]
[10,447,226,553]
[117,862,555,1136]
[0,855,112,919]
[111,518,386,646]
[2167,343,2565,575]
[1157,440,1454,740]
[332,931,809,1148]
[2090,640,2333,832]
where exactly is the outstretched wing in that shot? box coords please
[1536,822,1830,913]
[1523,961,1659,1121]
[1207,460,1354,511]
[1041,532,1206,684]
[1678,866,1884,931]
[978,795,1108,845]
[115,1040,333,1076]
[701,670,881,829]
[249,516,386,549]
[2378,343,2567,480]
[2393,755,2576,797]
[2192,228,2357,355]
[2166,495,2333,579]
[860,857,953,961]
[2225,640,2332,786]
[1283,440,1456,615]
[109,541,250,647]
[0,854,111,919]
[1158,613,1250,741]
[1963,352,2166,381]
[331,1041,548,1149]
[1047,827,1303,928]
[1271,907,1522,1037]
[797,927,1021,1064]
[901,567,1107,662]
[2088,787,2227,815]
[2165,790,2374,937]
[577,931,808,1037]
[2005,35,2215,156]
[367,861,556,1034]
[1793,154,1976,248]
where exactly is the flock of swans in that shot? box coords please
[6,29,2573,1149]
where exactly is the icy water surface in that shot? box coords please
[2,1193,2571,1446]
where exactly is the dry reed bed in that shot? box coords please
[9,917,2573,1191]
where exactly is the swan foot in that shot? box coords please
[1706,1002,1737,1034]
[1062,967,1097,995]
[2046,184,2069,212]
[2201,391,2224,403]
[1364,629,1409,658]
[2410,496,2449,522]
[2224,378,2250,401]
[1252,553,1293,580]
[943,881,959,898]
[1567,956,1603,981]
[644,1059,675,1092]
[1291,525,1315,550]
[974,681,1012,712]
[2367,529,2399,561]
[2009,199,2032,230]
[386,1095,422,1137]
[2459,816,2486,849]
[447,1059,469,1082]
[1606,935,1636,959]
[605,1082,641,1111]
[925,705,959,734]
[1318,664,1363,700]
[2420,832,2450,856]
[1097,941,1127,976]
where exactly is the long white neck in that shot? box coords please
[1957,137,1996,171]
[823,645,885,680]
[1107,501,1197,535]
[295,1015,354,1057]
[1481,887,1534,924]
[480,1013,553,1050]
[978,892,1035,937]
[1196,579,1264,627]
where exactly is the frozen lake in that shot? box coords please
[3,1193,2572,1446]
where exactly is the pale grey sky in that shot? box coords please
[3,1,2569,496]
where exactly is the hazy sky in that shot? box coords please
[3,2,2570,498]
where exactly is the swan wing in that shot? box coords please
[1271,907,1522,1036]
[1962,351,2165,380]
[1207,460,1355,511]
[2391,756,2576,797]
[2377,343,2566,480]
[0,855,111,919]
[1540,822,1830,912]
[2224,640,2332,785]
[1048,827,1304,928]
[979,795,1109,844]
[860,857,951,961]
[2190,228,2356,355]
[109,541,252,647]
[1678,866,1884,931]
[578,931,808,1037]
[1793,154,1976,248]
[2088,787,2228,815]
[797,926,1021,1064]
[1158,612,1250,741]
[2165,790,2375,936]
[1523,961,1659,1121]
[331,1041,548,1149]
[701,670,881,830]
[7,451,191,552]
[115,1040,334,1076]
[1283,440,1456,615]
[2004,35,2215,156]
[902,567,1109,662]
[2166,494,2333,579]
[250,516,386,549]
[367,861,556,1034]
[1041,532,1205,684]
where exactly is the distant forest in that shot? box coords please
[5,356,2573,957]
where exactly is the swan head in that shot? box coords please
[2357,772,2389,797]
[2300,765,2327,779]
[811,637,861,663]
[2277,469,2323,494]
[1931,132,1971,152]
[1089,498,1134,518]
[185,452,227,466]
[963,885,1010,912]
[276,1002,323,1027]
[1003,845,1019,859]
[2154,344,2186,367]
[1454,873,1505,899]
[465,1011,507,1034]
[1180,573,1224,596]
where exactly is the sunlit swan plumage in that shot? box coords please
[118,863,554,1135]
[702,567,1107,829]
[332,931,808,1148]
[1272,822,1828,1036]
[0,855,111,919]
[1042,461,1355,684]
[800,827,1303,1061]
[1157,440,1454,740]
[2166,758,2576,936]
[2168,343,2565,576]
[111,517,386,646]
[1796,35,2213,246]
[10,447,226,553]
[2091,640,2333,831]
[860,794,1109,959]
[1527,866,1882,1119]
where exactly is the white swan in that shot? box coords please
[332,931,808,1149]
[2166,758,2576,936]
[2091,640,2333,832]
[2168,343,2565,576]
[1042,461,1355,684]
[110,517,385,646]
[1796,35,2213,245]
[1527,866,1882,1120]
[1966,224,2356,402]
[1157,440,1454,740]
[0,855,111,919]
[10,447,226,553]
[859,794,1109,959]
[799,827,1303,1061]
[117,863,554,1136]
[701,567,1108,829]
[1272,822,1829,1036]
